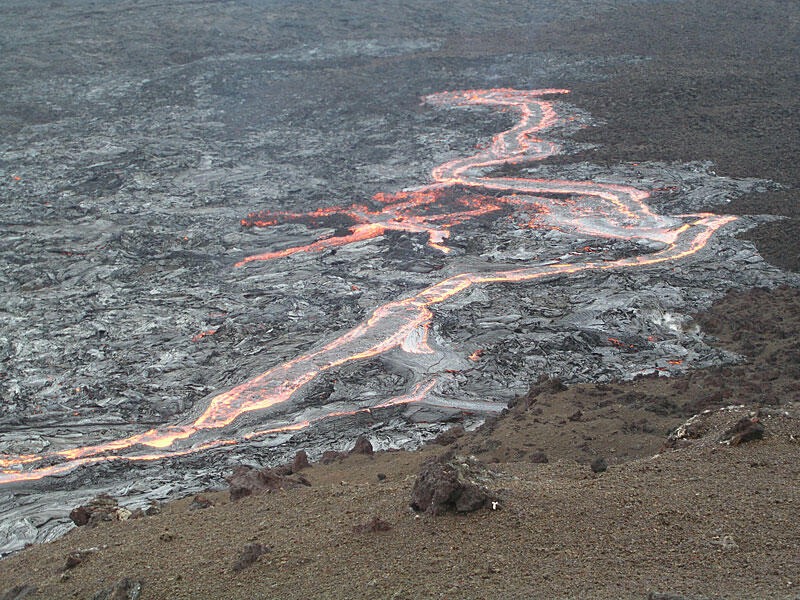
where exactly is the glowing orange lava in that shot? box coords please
[191,329,216,342]
[0,89,735,483]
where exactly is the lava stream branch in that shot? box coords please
[0,88,737,483]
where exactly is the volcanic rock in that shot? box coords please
[721,417,765,445]
[410,454,496,515]
[63,548,97,570]
[189,495,214,510]
[529,452,549,464]
[353,516,392,534]
[91,578,143,600]
[433,424,465,445]
[69,495,131,527]
[590,457,608,473]
[130,502,161,519]
[350,435,374,456]
[293,450,311,471]
[665,415,710,448]
[272,463,294,476]
[226,465,310,501]
[666,407,775,451]
[231,543,268,572]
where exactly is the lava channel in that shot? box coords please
[0,88,736,483]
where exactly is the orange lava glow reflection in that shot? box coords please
[0,89,735,483]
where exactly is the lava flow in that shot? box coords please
[0,89,735,483]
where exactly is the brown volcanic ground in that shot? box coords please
[3,1,800,599]
[1,290,798,599]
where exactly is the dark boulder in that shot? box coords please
[226,465,310,501]
[721,417,765,445]
[189,495,214,510]
[529,452,549,464]
[272,463,294,476]
[293,450,311,471]
[350,434,374,456]
[63,548,97,570]
[590,457,608,473]
[70,494,131,527]
[410,454,496,515]
[130,502,161,519]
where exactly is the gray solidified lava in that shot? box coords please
[1,0,798,555]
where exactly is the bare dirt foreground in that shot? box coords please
[1,287,799,599]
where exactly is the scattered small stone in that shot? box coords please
[647,593,695,600]
[568,409,583,422]
[159,531,174,542]
[529,452,549,464]
[189,495,214,510]
[231,543,268,572]
[410,453,496,515]
[590,457,608,473]
[350,434,374,456]
[91,577,143,600]
[293,450,311,471]
[376,473,387,481]
[70,494,131,527]
[352,516,392,533]
[721,417,765,445]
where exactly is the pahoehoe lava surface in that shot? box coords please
[1,0,798,555]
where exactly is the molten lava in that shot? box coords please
[0,89,735,483]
